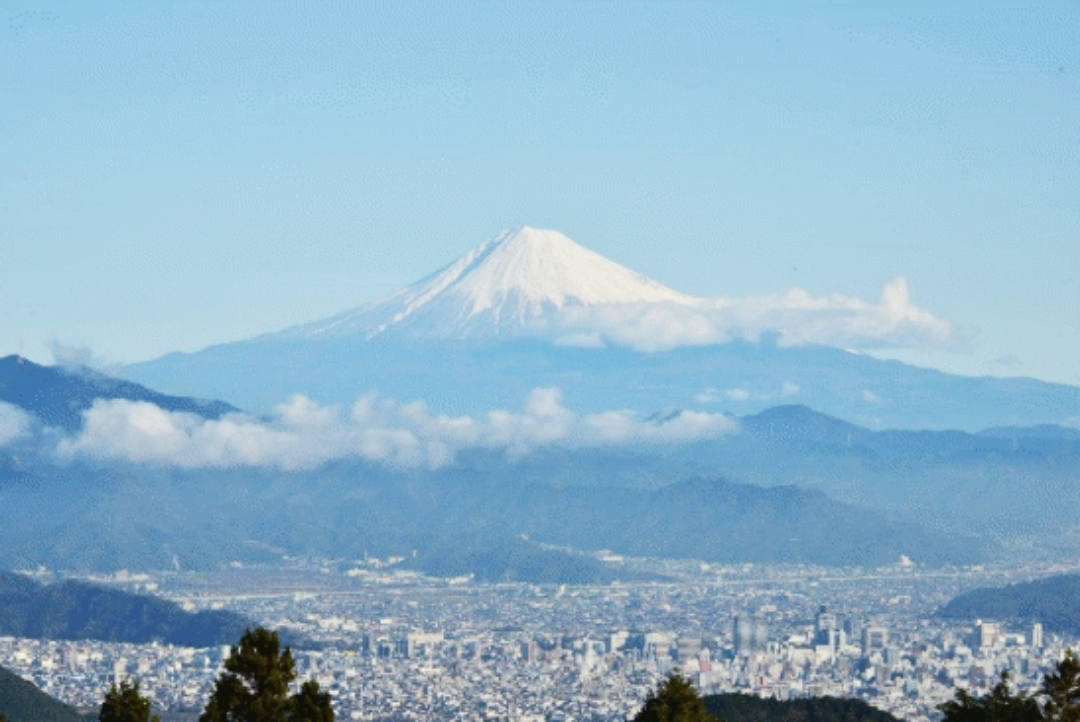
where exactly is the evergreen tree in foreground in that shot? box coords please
[99,679,160,722]
[199,627,334,722]
[1041,650,1080,722]
[939,650,1080,722]
[633,672,720,722]
[938,672,1041,722]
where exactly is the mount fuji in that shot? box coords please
[123,227,1080,431]
[280,226,694,342]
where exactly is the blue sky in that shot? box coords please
[2,1,1077,384]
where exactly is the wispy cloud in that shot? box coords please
[49,342,119,374]
[553,278,965,353]
[56,388,738,470]
[695,381,800,404]
[0,402,32,446]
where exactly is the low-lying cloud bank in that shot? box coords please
[551,278,964,352]
[56,388,737,470]
[0,402,32,446]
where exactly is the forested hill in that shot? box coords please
[0,665,84,722]
[703,693,901,722]
[0,355,236,432]
[938,574,1080,634]
[0,572,254,647]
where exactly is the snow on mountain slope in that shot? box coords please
[263,225,955,353]
[278,227,695,341]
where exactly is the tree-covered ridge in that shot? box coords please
[702,693,900,722]
[0,355,236,433]
[0,573,254,647]
[938,575,1080,634]
[0,665,83,722]
[632,674,900,722]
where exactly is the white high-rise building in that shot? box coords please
[975,620,999,651]
[734,615,768,656]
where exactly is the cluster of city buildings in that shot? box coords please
[0,560,1075,722]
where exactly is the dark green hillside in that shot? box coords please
[703,693,900,722]
[938,574,1080,634]
[0,665,83,722]
[0,572,253,647]
[0,355,236,432]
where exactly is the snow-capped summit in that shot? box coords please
[283,227,694,340]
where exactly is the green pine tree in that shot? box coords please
[633,672,720,722]
[938,671,1042,722]
[99,679,161,722]
[1042,650,1080,722]
[199,627,334,722]
[287,680,335,722]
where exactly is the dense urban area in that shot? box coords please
[3,556,1077,722]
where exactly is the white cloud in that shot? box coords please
[49,342,117,373]
[695,382,800,404]
[552,277,964,353]
[57,388,738,471]
[695,388,722,403]
[0,402,32,446]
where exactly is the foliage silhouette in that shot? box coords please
[200,627,333,722]
[99,679,160,722]
[938,672,1042,722]
[633,673,720,722]
[702,692,900,722]
[1040,649,1080,722]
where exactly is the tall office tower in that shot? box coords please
[1031,623,1044,650]
[862,625,888,656]
[608,630,630,653]
[815,606,840,649]
[734,615,768,655]
[677,636,704,662]
[754,617,769,652]
[976,621,999,651]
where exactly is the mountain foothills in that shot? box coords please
[122,228,1080,431]
[938,575,1080,635]
[3,355,1080,578]
[0,664,84,722]
[0,572,258,647]
[0,355,235,433]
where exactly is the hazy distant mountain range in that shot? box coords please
[2,227,1079,579]
[121,228,1080,431]
[6,355,1080,577]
